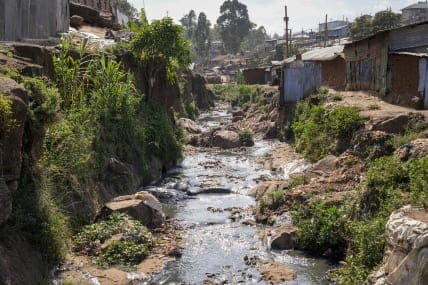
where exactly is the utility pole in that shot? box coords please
[324,14,328,47]
[284,4,289,58]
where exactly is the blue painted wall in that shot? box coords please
[282,62,322,102]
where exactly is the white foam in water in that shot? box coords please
[283,159,311,180]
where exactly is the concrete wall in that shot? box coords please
[0,0,69,41]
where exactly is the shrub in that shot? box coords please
[0,94,14,135]
[184,101,198,120]
[328,106,363,139]
[292,94,362,162]
[239,127,255,147]
[387,120,426,149]
[74,212,155,266]
[407,156,428,208]
[98,241,151,267]
[292,202,345,256]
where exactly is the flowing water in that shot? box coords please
[148,103,331,284]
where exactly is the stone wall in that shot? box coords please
[0,0,69,41]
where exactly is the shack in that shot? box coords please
[243,67,266,85]
[344,21,428,109]
[280,45,345,103]
[0,0,69,41]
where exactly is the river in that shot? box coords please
[148,102,331,284]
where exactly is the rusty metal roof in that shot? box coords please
[281,45,344,65]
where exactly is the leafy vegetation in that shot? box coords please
[74,213,155,267]
[5,34,184,267]
[387,120,427,149]
[217,0,252,54]
[130,16,192,101]
[239,127,254,147]
[292,202,345,257]
[329,155,428,283]
[350,9,401,40]
[0,94,15,135]
[209,84,274,112]
[291,91,363,162]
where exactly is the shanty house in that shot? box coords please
[344,21,428,109]
[242,67,266,85]
[280,45,346,102]
[402,1,428,25]
[0,0,69,41]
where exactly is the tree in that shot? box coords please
[372,9,401,32]
[217,0,252,54]
[241,26,269,52]
[131,16,192,101]
[349,15,373,40]
[194,12,211,60]
[180,10,197,40]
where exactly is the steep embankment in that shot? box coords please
[0,42,189,284]
[252,88,428,284]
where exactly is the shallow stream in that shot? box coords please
[148,103,331,284]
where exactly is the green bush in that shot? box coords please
[407,156,428,207]
[328,107,363,139]
[239,127,255,147]
[98,241,150,267]
[184,101,198,121]
[74,213,155,266]
[292,202,345,256]
[291,94,362,162]
[0,94,14,135]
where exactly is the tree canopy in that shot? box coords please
[111,0,137,19]
[130,16,191,100]
[194,12,211,61]
[180,10,197,40]
[350,10,402,40]
[241,26,269,53]
[217,0,252,54]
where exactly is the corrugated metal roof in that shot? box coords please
[402,1,428,10]
[281,45,344,65]
[390,51,428,57]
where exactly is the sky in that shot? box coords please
[129,0,417,35]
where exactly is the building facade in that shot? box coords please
[0,0,69,41]
[344,22,428,109]
[402,1,428,25]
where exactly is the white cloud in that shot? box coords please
[129,0,417,35]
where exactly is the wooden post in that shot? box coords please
[284,5,289,58]
[324,14,328,47]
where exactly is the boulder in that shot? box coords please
[70,15,84,28]
[369,114,424,134]
[97,192,165,228]
[0,77,29,224]
[211,130,241,149]
[394,139,428,161]
[178,118,200,134]
[232,109,245,118]
[270,226,298,250]
[351,130,394,159]
[259,261,297,283]
[368,206,428,285]
[0,178,12,226]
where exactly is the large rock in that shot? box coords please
[97,192,165,228]
[259,261,297,283]
[369,114,424,134]
[369,206,428,285]
[270,226,298,250]
[211,130,241,149]
[394,139,428,161]
[70,15,84,28]
[178,118,200,134]
[0,77,29,225]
